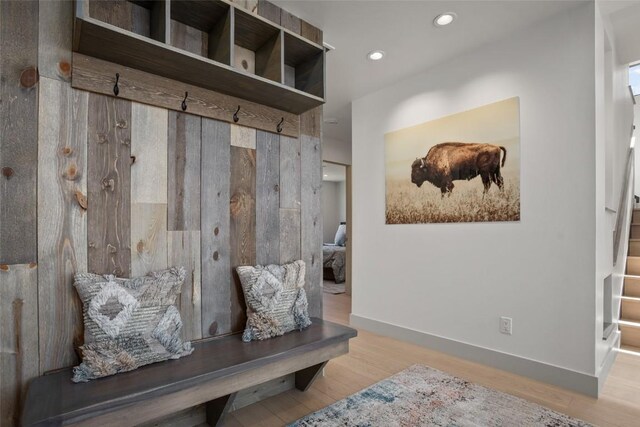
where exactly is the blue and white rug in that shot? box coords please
[289,365,591,426]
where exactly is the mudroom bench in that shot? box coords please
[22,319,356,427]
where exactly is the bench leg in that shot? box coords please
[295,361,328,392]
[205,392,237,427]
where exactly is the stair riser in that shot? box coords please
[621,300,640,322]
[631,225,640,239]
[630,241,640,256]
[634,211,640,223]
[627,257,640,276]
[621,324,640,347]
[625,277,640,297]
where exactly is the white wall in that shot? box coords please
[352,3,600,377]
[322,181,345,243]
[323,136,351,165]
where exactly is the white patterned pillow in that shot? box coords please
[237,260,311,342]
[72,267,193,382]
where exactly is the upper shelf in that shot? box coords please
[73,0,325,115]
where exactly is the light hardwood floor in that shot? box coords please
[226,293,640,427]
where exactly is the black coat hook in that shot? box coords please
[276,117,284,133]
[233,106,240,123]
[113,73,120,96]
[181,92,188,111]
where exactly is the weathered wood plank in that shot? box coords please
[234,45,256,74]
[168,111,201,231]
[279,135,301,209]
[131,102,168,204]
[280,10,301,34]
[89,0,151,38]
[171,19,207,57]
[256,131,280,265]
[72,53,301,137]
[279,208,301,264]
[0,263,39,427]
[300,20,323,45]
[257,0,281,25]
[87,93,132,277]
[0,0,39,264]
[131,203,168,277]
[37,79,88,373]
[300,130,322,317]
[38,0,73,81]
[230,146,256,333]
[168,231,202,341]
[201,119,231,337]
[230,124,257,149]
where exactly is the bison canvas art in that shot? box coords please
[385,97,520,224]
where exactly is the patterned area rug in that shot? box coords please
[322,280,345,294]
[289,365,591,427]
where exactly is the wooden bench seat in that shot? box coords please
[22,319,357,427]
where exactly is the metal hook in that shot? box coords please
[276,117,284,133]
[113,73,120,96]
[181,92,188,111]
[233,105,240,123]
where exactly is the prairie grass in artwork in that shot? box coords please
[385,97,520,224]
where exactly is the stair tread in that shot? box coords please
[622,296,640,301]
[620,345,640,354]
[619,319,640,327]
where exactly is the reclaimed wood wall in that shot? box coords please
[0,1,322,426]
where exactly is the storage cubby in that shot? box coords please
[170,0,232,64]
[233,8,282,83]
[74,0,325,114]
[90,0,168,43]
[284,32,324,98]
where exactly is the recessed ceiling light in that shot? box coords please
[434,13,456,27]
[367,50,385,61]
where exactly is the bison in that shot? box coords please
[411,142,507,197]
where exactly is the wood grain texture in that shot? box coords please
[0,263,38,427]
[87,93,132,277]
[300,20,323,44]
[170,19,208,57]
[255,31,283,84]
[131,102,168,204]
[257,0,281,25]
[280,10,301,34]
[131,203,168,277]
[37,79,88,374]
[230,146,256,333]
[201,118,232,337]
[0,0,39,264]
[38,0,73,80]
[279,208,301,264]
[231,124,257,149]
[300,108,323,319]
[279,135,301,209]
[168,111,201,231]
[89,0,151,38]
[256,131,280,265]
[71,54,301,137]
[168,231,202,341]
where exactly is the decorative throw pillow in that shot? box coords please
[72,267,194,382]
[334,223,347,246]
[237,260,312,342]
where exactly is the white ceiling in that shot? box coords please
[322,161,346,181]
[273,0,585,144]
[600,0,640,64]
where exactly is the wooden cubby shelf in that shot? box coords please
[73,0,325,115]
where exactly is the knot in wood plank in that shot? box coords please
[57,61,71,79]
[97,133,108,144]
[74,191,88,210]
[63,164,78,181]
[116,119,128,129]
[62,147,73,156]
[101,178,115,191]
[19,67,38,88]
[2,167,14,179]
[107,244,117,254]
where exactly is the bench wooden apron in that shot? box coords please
[22,319,357,427]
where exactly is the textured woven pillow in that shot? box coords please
[72,267,193,382]
[237,260,312,342]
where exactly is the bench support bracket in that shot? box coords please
[295,361,328,391]
[205,391,237,427]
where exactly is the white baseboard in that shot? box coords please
[350,314,600,397]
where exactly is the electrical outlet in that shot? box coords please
[500,317,512,335]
